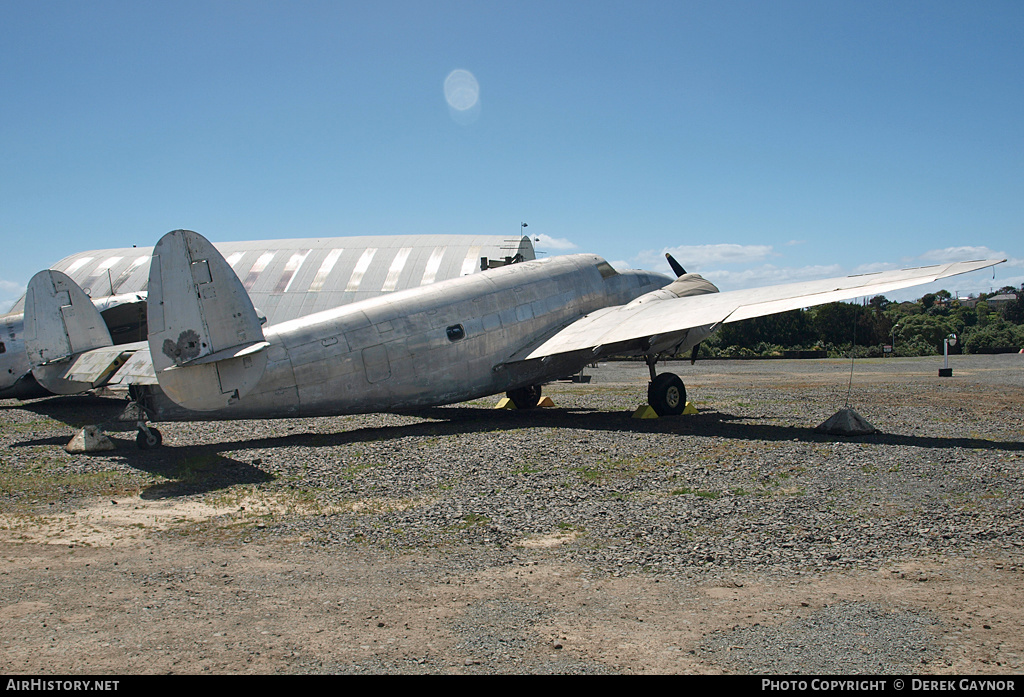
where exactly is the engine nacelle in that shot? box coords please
[624,273,720,309]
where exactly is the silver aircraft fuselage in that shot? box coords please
[2,233,533,398]
[0,313,39,398]
[139,254,670,421]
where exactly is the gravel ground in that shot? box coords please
[0,353,1022,674]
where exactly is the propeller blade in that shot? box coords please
[690,342,700,365]
[665,252,686,277]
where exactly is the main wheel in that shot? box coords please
[136,427,162,450]
[507,384,542,409]
[648,373,686,416]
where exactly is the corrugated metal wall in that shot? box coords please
[9,234,536,326]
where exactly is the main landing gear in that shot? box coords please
[645,356,687,417]
[506,384,543,409]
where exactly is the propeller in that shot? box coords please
[690,342,700,365]
[665,252,686,277]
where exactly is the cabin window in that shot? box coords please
[446,324,466,342]
[0,341,5,354]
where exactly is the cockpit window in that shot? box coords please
[596,261,618,279]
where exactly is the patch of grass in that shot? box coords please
[573,466,606,483]
[339,460,383,481]
[174,453,226,482]
[570,455,659,485]
[446,512,491,532]
[0,419,62,434]
[0,467,146,512]
[670,487,721,499]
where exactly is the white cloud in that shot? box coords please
[917,246,1009,264]
[852,261,901,274]
[877,248,1021,299]
[533,234,578,251]
[634,244,774,271]
[700,263,844,291]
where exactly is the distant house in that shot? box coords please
[958,293,1016,310]
[987,293,1018,309]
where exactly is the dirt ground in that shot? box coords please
[2,355,1022,674]
[1,526,1022,674]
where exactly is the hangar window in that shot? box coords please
[446,324,466,342]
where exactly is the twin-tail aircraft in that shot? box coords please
[16,229,1003,448]
[1,233,533,399]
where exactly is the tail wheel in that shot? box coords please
[136,427,162,450]
[507,384,542,409]
[648,373,686,416]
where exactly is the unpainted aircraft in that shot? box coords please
[21,230,1002,448]
[1,234,533,399]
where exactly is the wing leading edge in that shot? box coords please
[523,259,1005,361]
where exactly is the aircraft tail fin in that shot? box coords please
[148,229,268,411]
[24,270,114,394]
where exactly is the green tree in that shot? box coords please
[1000,292,1024,324]
[895,314,955,354]
[977,300,991,328]
[715,309,816,350]
[811,302,890,347]
[963,320,1024,353]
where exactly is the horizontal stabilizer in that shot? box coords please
[24,270,114,394]
[147,230,268,410]
[66,345,134,384]
[108,346,159,386]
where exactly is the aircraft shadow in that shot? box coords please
[7,397,274,498]
[116,405,1024,455]
[10,399,1021,487]
[409,406,1024,453]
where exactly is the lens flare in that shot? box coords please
[444,69,479,111]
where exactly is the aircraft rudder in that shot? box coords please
[147,230,268,411]
[23,270,114,394]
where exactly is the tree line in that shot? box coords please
[698,285,1024,359]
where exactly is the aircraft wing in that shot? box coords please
[523,258,1005,361]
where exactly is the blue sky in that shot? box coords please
[2,0,1021,312]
